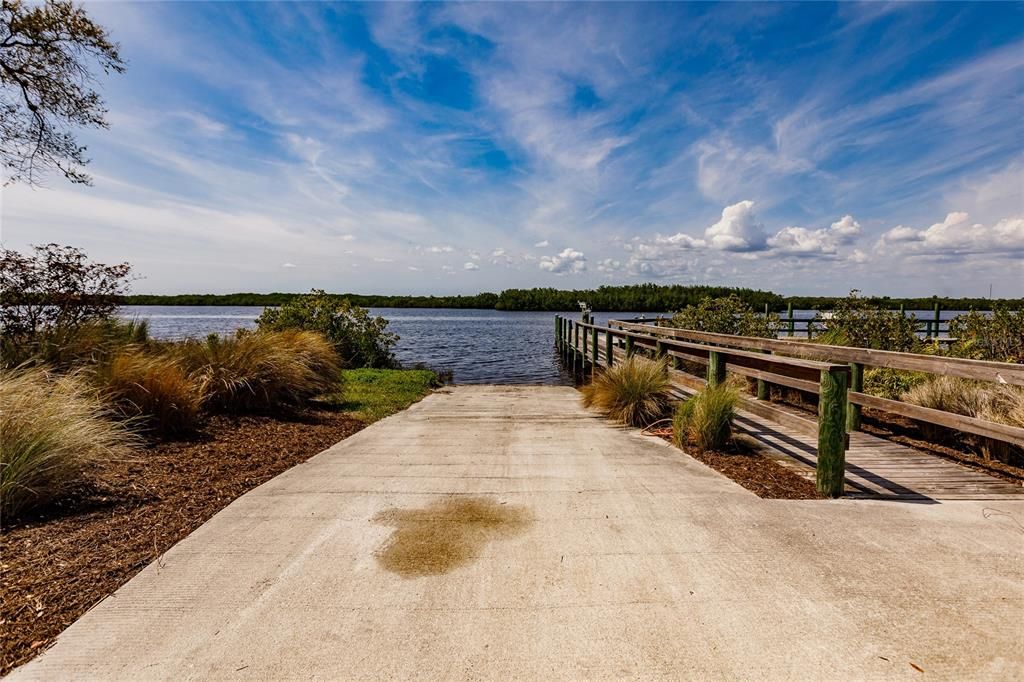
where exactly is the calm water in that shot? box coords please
[117,306,966,385]
[118,306,659,384]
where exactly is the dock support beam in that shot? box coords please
[605,330,614,367]
[846,362,863,432]
[624,335,634,359]
[817,367,849,498]
[707,350,726,388]
[757,349,771,400]
[591,327,598,372]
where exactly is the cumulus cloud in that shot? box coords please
[491,248,506,257]
[704,200,767,251]
[767,215,861,256]
[534,240,549,248]
[340,234,356,241]
[427,245,454,253]
[281,262,297,268]
[877,212,1024,255]
[539,247,586,274]
[463,261,479,270]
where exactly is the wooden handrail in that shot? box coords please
[557,315,850,496]
[610,320,1024,386]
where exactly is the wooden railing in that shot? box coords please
[608,320,1024,450]
[555,315,852,497]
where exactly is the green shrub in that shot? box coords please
[580,356,673,426]
[672,384,738,451]
[256,289,398,368]
[96,349,206,437]
[175,330,340,413]
[670,294,780,337]
[812,291,919,351]
[862,367,928,400]
[0,367,136,519]
[948,308,1024,362]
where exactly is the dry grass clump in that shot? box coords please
[673,383,739,451]
[175,331,341,413]
[0,367,136,518]
[97,349,206,437]
[580,356,674,427]
[902,376,1024,462]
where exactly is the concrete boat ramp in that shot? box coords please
[11,386,1024,680]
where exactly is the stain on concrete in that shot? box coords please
[372,497,531,577]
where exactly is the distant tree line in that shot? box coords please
[119,287,1023,312]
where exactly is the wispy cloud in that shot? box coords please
[3,2,1021,296]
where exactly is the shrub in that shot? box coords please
[948,308,1024,363]
[96,349,205,437]
[0,367,136,519]
[672,384,738,451]
[256,289,398,368]
[175,330,340,413]
[812,291,919,351]
[670,294,780,337]
[862,367,928,400]
[580,356,673,426]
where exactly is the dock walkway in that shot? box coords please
[13,386,1024,680]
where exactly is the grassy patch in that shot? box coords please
[580,356,673,427]
[327,368,438,423]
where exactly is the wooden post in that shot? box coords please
[846,362,863,432]
[555,316,562,351]
[933,302,941,338]
[655,340,665,360]
[605,329,614,367]
[566,320,573,365]
[707,350,726,388]
[591,327,598,370]
[787,302,794,337]
[573,322,580,371]
[582,322,588,365]
[757,349,770,400]
[624,335,634,359]
[817,367,849,498]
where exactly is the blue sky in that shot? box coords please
[3,1,1022,296]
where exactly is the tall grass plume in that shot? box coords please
[580,356,673,427]
[673,383,739,451]
[0,367,136,519]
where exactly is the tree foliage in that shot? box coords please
[1,0,124,186]
[255,289,398,369]
[670,294,781,337]
[0,243,131,339]
[811,290,920,351]
[949,308,1024,363]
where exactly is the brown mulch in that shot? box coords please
[0,410,364,675]
[651,430,822,500]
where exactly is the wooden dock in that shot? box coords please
[556,315,1024,502]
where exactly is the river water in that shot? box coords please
[117,306,963,385]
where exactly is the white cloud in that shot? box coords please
[704,200,767,252]
[407,266,421,271]
[539,247,587,274]
[491,248,506,257]
[340,234,356,241]
[534,240,549,248]
[767,215,861,256]
[463,261,479,270]
[281,262,297,268]
[427,245,454,253]
[373,257,395,263]
[877,212,1024,255]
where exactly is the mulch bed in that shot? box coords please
[0,410,363,675]
[650,430,822,500]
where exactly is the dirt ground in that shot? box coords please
[0,411,363,675]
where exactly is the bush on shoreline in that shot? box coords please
[670,294,780,338]
[256,289,398,369]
